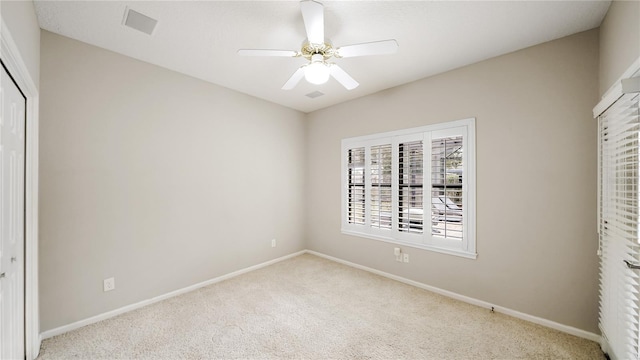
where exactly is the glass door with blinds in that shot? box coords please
[599,91,640,360]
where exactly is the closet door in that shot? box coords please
[0,62,26,359]
[599,92,640,360]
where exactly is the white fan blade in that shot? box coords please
[300,0,324,44]
[238,49,298,57]
[329,64,359,90]
[282,67,306,90]
[336,39,398,58]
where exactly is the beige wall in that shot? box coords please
[599,0,640,96]
[306,30,600,333]
[39,31,306,331]
[1,0,40,87]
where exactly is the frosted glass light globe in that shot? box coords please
[304,56,330,85]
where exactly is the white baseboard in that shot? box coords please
[40,251,306,340]
[306,250,601,343]
[40,248,600,345]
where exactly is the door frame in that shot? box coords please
[1,21,40,360]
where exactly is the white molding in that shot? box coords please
[0,18,41,360]
[306,250,601,343]
[593,56,640,117]
[40,251,306,340]
[40,249,601,346]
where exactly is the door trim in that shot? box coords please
[0,20,40,360]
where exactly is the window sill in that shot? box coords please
[341,228,477,260]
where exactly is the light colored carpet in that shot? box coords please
[37,254,604,359]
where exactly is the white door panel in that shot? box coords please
[0,63,26,360]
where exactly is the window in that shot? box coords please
[341,118,476,258]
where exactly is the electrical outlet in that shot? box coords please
[103,277,115,292]
[271,239,276,248]
[403,253,409,263]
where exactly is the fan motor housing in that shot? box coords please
[301,42,336,60]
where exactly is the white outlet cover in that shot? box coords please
[403,254,409,263]
[103,277,115,292]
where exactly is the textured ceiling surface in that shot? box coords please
[34,1,611,113]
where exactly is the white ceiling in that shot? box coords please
[34,0,611,113]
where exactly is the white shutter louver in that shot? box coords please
[599,92,640,360]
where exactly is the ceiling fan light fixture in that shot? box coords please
[239,0,398,91]
[304,54,330,85]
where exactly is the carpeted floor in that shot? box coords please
[37,254,604,359]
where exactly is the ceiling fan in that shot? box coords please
[238,0,398,91]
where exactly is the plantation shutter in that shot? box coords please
[599,91,640,360]
[398,140,424,233]
[370,144,393,229]
[430,135,464,240]
[347,147,365,225]
[341,118,476,258]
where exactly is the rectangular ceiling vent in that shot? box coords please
[306,91,324,99]
[123,8,158,36]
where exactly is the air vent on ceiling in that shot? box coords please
[123,8,158,35]
[306,91,325,99]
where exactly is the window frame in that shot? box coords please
[341,118,476,259]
